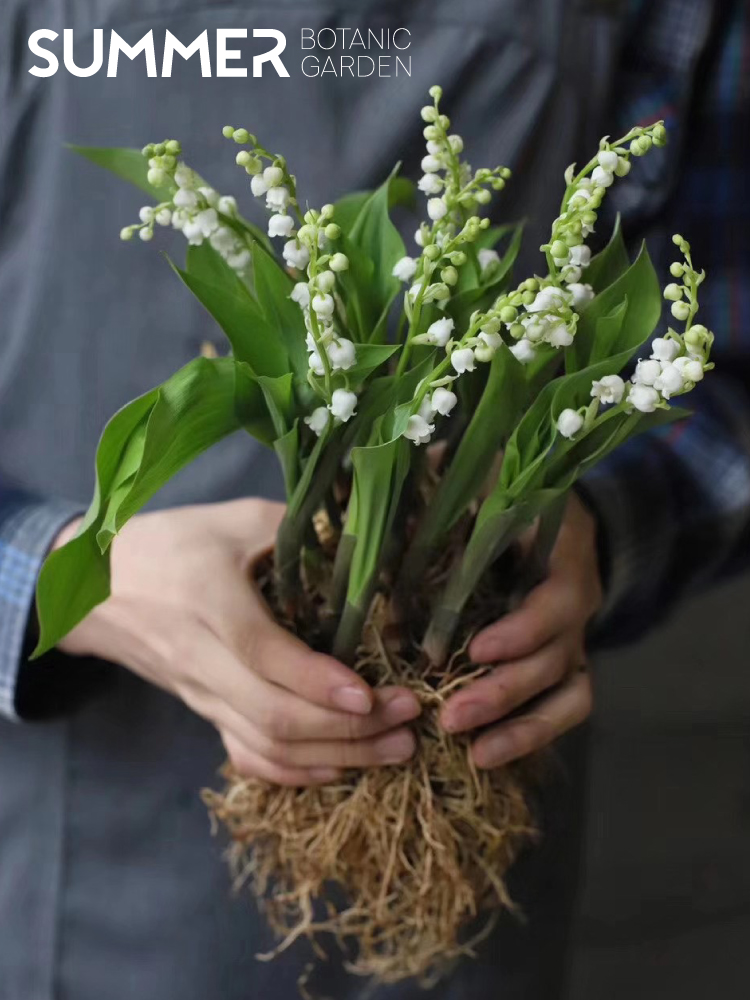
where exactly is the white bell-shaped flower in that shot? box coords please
[510,338,536,364]
[250,174,268,198]
[404,414,435,446]
[557,408,584,439]
[283,240,310,271]
[634,358,662,386]
[478,248,500,274]
[628,383,660,413]
[290,282,311,308]
[418,173,443,195]
[653,363,684,399]
[328,388,358,423]
[567,283,595,310]
[591,165,614,188]
[266,186,290,212]
[304,406,330,437]
[597,150,619,172]
[426,317,454,347]
[268,214,294,238]
[650,337,681,363]
[328,338,357,371]
[312,293,335,319]
[431,387,458,416]
[392,256,418,282]
[673,356,704,382]
[591,374,625,405]
[427,197,448,221]
[451,347,476,374]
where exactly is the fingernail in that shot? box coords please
[332,685,372,715]
[308,768,340,782]
[377,730,415,764]
[443,701,486,733]
[383,693,421,725]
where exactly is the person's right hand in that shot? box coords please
[53,499,421,786]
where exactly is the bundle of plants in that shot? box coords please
[34,86,714,986]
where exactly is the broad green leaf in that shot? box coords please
[70,145,176,201]
[346,436,411,610]
[251,242,308,381]
[585,215,630,294]
[337,234,378,342]
[348,166,406,315]
[334,176,416,236]
[447,222,524,330]
[569,242,662,372]
[186,243,252,301]
[254,373,295,438]
[274,423,300,496]
[170,259,289,377]
[405,345,527,569]
[346,343,400,383]
[35,357,271,656]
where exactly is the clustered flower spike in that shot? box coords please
[556,236,714,440]
[119,140,250,274]
[494,119,668,368]
[221,126,358,432]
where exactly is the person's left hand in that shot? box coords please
[439,494,602,768]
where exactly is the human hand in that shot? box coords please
[54,499,421,786]
[439,494,601,768]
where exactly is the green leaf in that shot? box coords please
[346,436,411,610]
[170,259,289,377]
[337,234,378,342]
[346,343,400,383]
[585,214,630,294]
[254,372,295,438]
[348,166,406,316]
[185,242,252,300]
[447,222,524,329]
[250,242,308,381]
[70,145,176,201]
[569,242,662,373]
[34,357,270,656]
[406,345,527,562]
[334,176,416,236]
[274,422,300,496]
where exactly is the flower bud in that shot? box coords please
[684,324,709,351]
[500,306,518,324]
[614,156,631,177]
[236,151,252,167]
[441,266,458,286]
[550,239,569,260]
[663,283,683,301]
[421,105,438,122]
[147,167,166,187]
[557,408,584,439]
[652,124,667,147]
[428,85,443,100]
[671,300,691,322]
[139,227,153,242]
[120,226,134,241]
[324,223,341,241]
[316,270,336,293]
[423,125,440,141]
[329,253,349,272]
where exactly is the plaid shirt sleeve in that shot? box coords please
[0,487,82,721]
[581,0,750,643]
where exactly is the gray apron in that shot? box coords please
[0,2,624,997]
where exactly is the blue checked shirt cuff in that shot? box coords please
[0,496,83,722]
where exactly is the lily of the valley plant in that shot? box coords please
[35,86,714,672]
